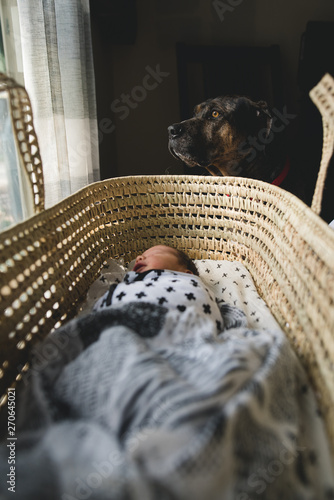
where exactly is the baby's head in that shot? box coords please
[133,245,199,275]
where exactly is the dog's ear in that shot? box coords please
[231,97,271,137]
[255,100,272,119]
[254,100,273,139]
[256,100,270,112]
[193,104,202,116]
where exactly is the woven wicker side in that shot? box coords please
[310,73,334,214]
[0,73,44,212]
[1,174,334,457]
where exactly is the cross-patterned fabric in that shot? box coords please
[93,269,223,333]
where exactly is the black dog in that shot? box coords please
[168,95,297,191]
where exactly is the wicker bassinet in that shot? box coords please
[1,73,334,460]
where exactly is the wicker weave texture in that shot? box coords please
[1,174,334,455]
[0,73,44,212]
[310,73,334,214]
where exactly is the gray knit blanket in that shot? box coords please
[0,302,333,499]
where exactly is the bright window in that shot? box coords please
[0,1,33,230]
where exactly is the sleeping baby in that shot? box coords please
[93,244,223,333]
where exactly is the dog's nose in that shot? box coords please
[168,123,184,138]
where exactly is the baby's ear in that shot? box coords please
[185,269,194,274]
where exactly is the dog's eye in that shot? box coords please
[211,110,220,118]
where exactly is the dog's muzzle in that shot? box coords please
[168,122,208,167]
[168,123,184,160]
[168,123,184,138]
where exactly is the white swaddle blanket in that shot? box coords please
[2,259,332,499]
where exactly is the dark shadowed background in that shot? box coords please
[89,0,334,221]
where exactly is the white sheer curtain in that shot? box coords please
[16,0,100,208]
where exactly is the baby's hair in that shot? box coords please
[175,248,199,276]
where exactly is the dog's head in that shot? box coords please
[168,95,273,176]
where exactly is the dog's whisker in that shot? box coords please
[164,164,185,175]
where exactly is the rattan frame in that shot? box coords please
[310,73,334,214]
[0,72,44,212]
[0,74,334,460]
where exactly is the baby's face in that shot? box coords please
[133,245,192,274]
